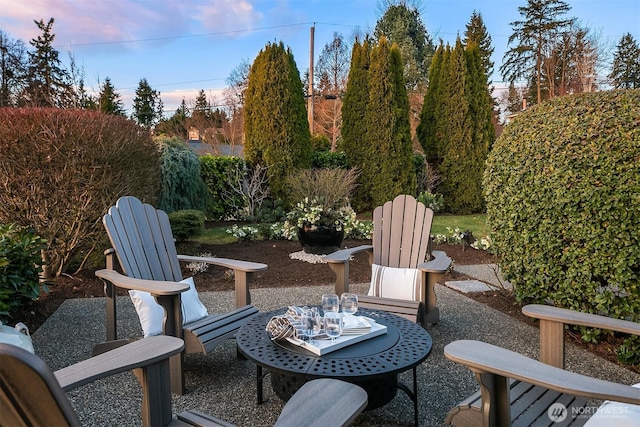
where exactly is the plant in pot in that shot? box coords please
[284,168,359,255]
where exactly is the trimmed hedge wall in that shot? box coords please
[484,90,640,321]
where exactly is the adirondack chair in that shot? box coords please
[94,196,268,395]
[325,194,451,325]
[445,304,640,426]
[0,337,367,427]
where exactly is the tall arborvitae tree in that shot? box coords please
[418,38,493,214]
[438,39,472,213]
[609,33,640,89]
[463,11,494,85]
[97,77,126,116]
[24,18,72,107]
[501,0,574,104]
[244,41,311,199]
[341,38,371,210]
[132,78,162,129]
[417,43,445,164]
[461,44,493,212]
[365,37,416,207]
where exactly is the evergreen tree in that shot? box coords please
[341,39,372,210]
[417,43,445,164]
[155,99,189,138]
[24,18,71,107]
[374,3,434,91]
[132,78,162,129]
[365,37,416,207]
[463,11,494,85]
[500,0,574,104]
[500,82,526,117]
[418,38,493,214]
[244,41,311,199]
[609,33,640,89]
[0,30,28,107]
[97,77,126,116]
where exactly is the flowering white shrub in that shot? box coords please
[471,235,492,252]
[185,252,213,275]
[226,224,260,241]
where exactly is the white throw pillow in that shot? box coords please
[583,383,640,427]
[368,264,422,301]
[129,277,209,337]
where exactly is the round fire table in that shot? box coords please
[236,307,432,426]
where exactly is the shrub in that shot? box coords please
[0,108,160,276]
[484,90,640,323]
[156,136,209,214]
[285,168,360,208]
[199,156,247,220]
[417,191,444,212]
[0,224,47,321]
[168,210,205,241]
[312,151,348,169]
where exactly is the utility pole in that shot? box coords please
[308,24,315,134]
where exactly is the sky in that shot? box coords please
[1,0,638,115]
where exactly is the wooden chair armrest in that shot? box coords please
[177,255,267,273]
[95,269,190,295]
[523,304,640,336]
[417,250,452,273]
[522,304,640,368]
[55,336,184,391]
[324,245,373,264]
[445,340,640,405]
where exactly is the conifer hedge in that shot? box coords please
[484,90,640,322]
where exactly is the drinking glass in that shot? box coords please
[321,294,340,314]
[300,307,321,345]
[341,293,358,317]
[324,312,342,343]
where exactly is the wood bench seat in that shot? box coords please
[445,379,588,427]
[183,305,259,354]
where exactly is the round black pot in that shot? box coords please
[297,223,344,255]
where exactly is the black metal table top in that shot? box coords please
[236,307,432,381]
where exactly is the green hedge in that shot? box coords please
[199,156,246,220]
[168,210,205,241]
[0,224,47,320]
[484,90,640,322]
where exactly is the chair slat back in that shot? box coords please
[0,344,81,427]
[372,195,433,268]
[103,196,182,281]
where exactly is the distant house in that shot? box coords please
[187,126,244,157]
[187,141,244,157]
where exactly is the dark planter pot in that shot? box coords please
[297,223,344,255]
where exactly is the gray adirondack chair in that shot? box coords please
[94,196,267,395]
[0,337,367,427]
[325,194,451,325]
[445,304,640,426]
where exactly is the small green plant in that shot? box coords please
[417,191,444,212]
[168,210,205,241]
[0,224,48,320]
[616,335,640,365]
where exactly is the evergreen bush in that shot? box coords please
[484,90,640,325]
[156,136,209,214]
[168,210,205,241]
[0,224,47,321]
[199,156,246,220]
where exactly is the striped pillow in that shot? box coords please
[368,264,422,302]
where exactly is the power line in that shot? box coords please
[56,22,316,48]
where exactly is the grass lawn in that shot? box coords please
[196,214,489,245]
